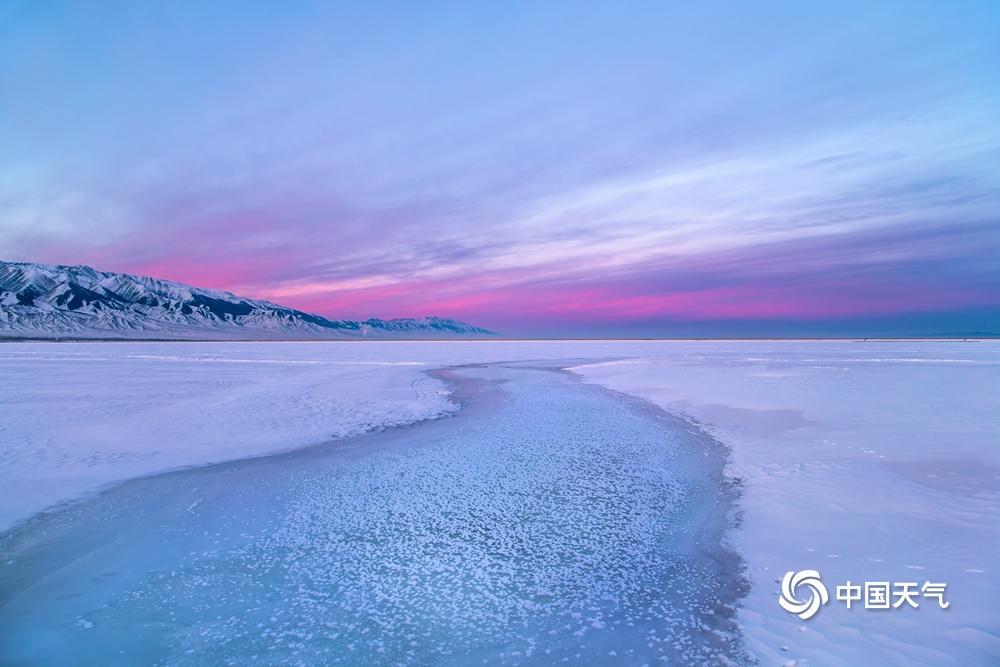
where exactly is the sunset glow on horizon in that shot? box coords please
[2,1,998,336]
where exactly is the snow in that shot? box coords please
[0,343,456,529]
[1,339,997,664]
[2,364,746,665]
[0,261,493,339]
[572,340,1000,665]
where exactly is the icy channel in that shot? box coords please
[0,364,747,665]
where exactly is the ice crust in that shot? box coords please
[572,340,1000,665]
[1,364,745,665]
[1,339,997,664]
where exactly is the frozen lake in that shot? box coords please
[1,340,998,664]
[1,362,746,664]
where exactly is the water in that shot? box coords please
[0,364,748,665]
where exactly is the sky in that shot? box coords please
[1,1,998,337]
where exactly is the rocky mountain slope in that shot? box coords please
[0,261,494,340]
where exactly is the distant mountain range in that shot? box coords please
[0,261,494,340]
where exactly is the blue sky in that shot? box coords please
[1,1,998,336]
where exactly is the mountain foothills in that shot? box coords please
[0,261,494,340]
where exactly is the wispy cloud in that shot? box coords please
[1,1,998,335]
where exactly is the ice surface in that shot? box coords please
[572,341,1000,665]
[1,340,997,664]
[0,364,745,665]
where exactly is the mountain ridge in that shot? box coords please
[0,260,495,340]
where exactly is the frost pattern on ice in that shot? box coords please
[1,366,747,665]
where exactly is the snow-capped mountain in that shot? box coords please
[0,261,494,340]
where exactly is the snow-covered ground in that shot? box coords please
[0,343,457,529]
[2,363,745,665]
[1,340,600,528]
[572,341,1000,665]
[1,340,997,664]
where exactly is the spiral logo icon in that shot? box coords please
[778,570,829,620]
